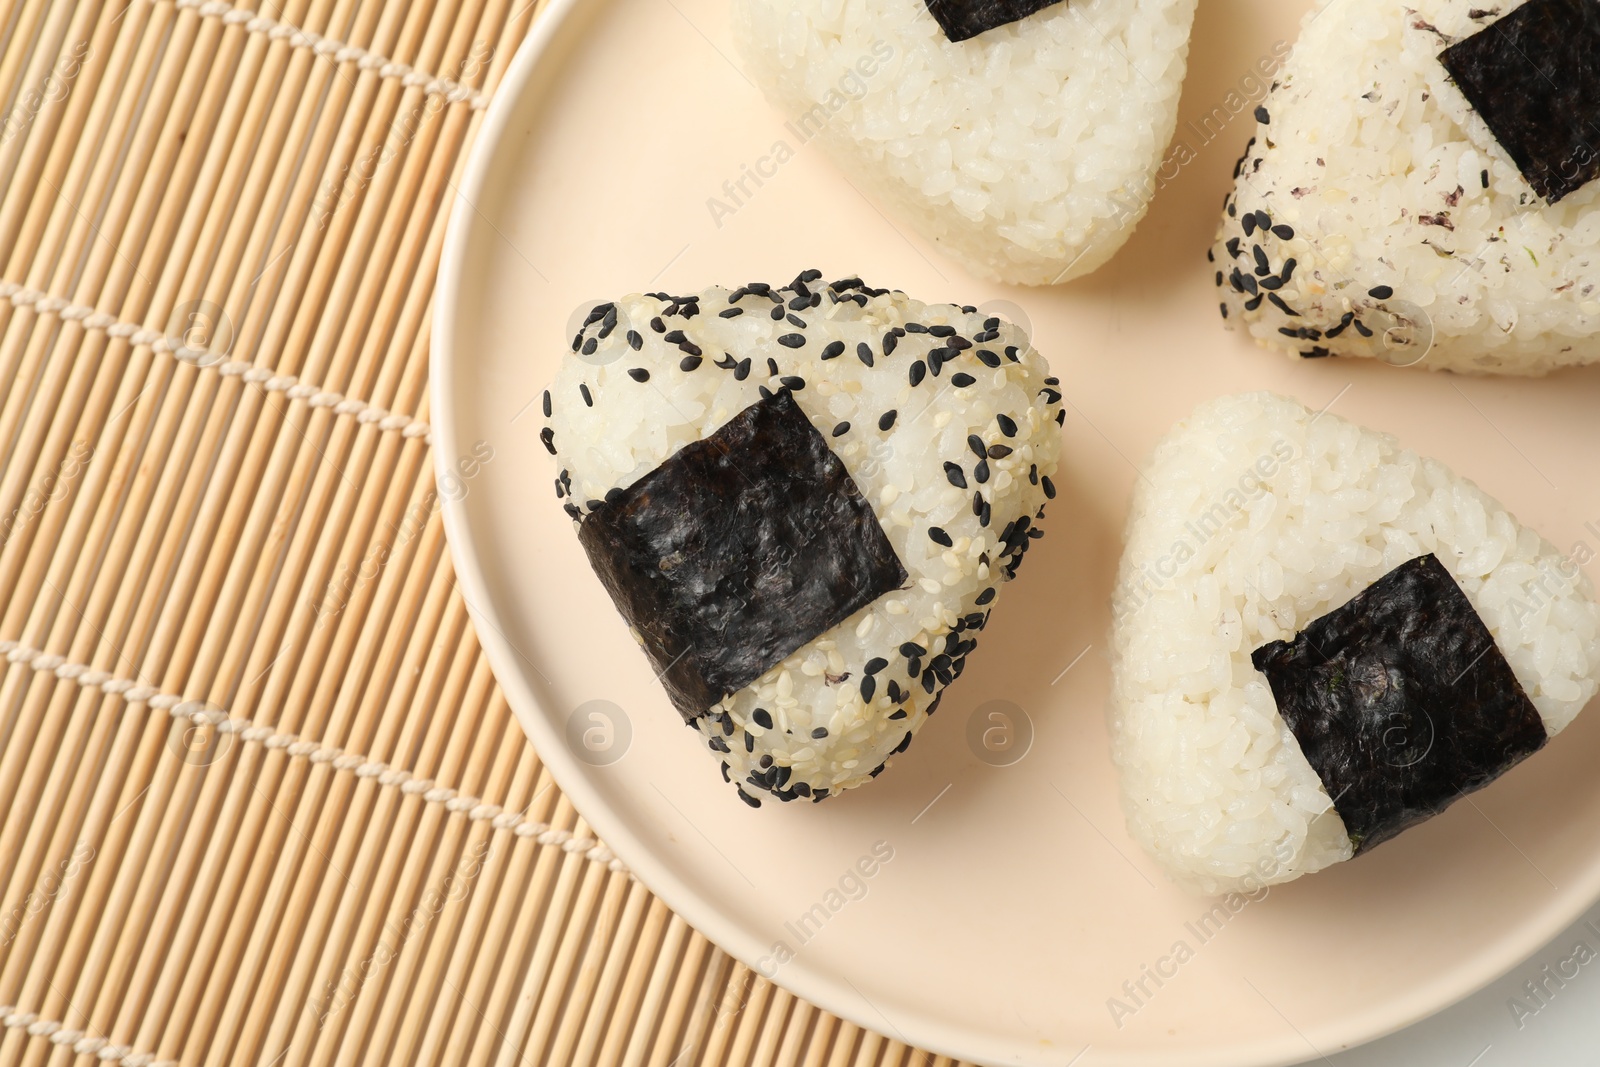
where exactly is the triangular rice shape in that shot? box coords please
[544,273,1063,805]
[1110,392,1600,893]
[1212,0,1600,374]
[734,0,1198,285]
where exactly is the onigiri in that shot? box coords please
[544,272,1063,805]
[1213,0,1600,374]
[733,0,1199,285]
[1109,392,1600,893]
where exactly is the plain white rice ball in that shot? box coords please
[733,0,1198,285]
[1109,392,1600,893]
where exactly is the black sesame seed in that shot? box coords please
[752,708,773,729]
[987,443,1012,459]
[995,413,1017,437]
[976,349,1001,369]
[650,317,666,333]
[975,587,996,606]
[1267,292,1298,316]
[878,410,897,431]
[1041,475,1056,499]
[1353,319,1374,338]
[579,383,593,406]
[860,676,876,703]
[1481,169,1490,189]
[889,709,907,720]
[581,337,598,356]
[929,526,953,547]
[1368,285,1394,300]
[680,355,702,372]
[719,308,743,319]
[540,427,556,454]
[944,462,967,488]
[786,314,806,329]
[857,342,874,367]
[1272,224,1295,240]
[744,731,755,752]
[821,340,845,361]
[865,657,887,675]
[831,421,850,437]
[1242,213,1257,237]
[951,372,976,388]
[980,499,991,527]
[541,390,552,417]
[894,732,912,754]
[780,375,806,391]
[734,357,752,380]
[967,434,986,458]
[929,324,955,337]
[927,349,945,375]
[883,332,898,356]
[628,367,650,383]
[973,491,984,516]
[766,357,780,376]
[975,458,990,483]
[664,330,686,344]
[1253,245,1270,275]
[811,726,829,739]
[770,306,784,320]
[736,787,760,808]
[1255,105,1270,124]
[900,642,925,657]
[777,333,804,349]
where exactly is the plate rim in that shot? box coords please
[429,3,1600,1063]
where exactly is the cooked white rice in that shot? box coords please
[1110,392,1600,893]
[544,273,1062,804]
[732,0,1198,286]
[1214,0,1600,374]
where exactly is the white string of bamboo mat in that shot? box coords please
[169,0,494,111]
[0,1007,168,1067]
[0,638,628,874]
[0,281,435,444]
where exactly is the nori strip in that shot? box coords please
[578,389,908,722]
[924,0,1064,43]
[1251,554,1547,855]
[1438,0,1600,203]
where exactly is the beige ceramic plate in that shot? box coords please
[431,0,1600,1062]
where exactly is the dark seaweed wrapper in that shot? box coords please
[577,390,908,722]
[1438,0,1600,203]
[924,0,1065,42]
[1251,554,1547,854]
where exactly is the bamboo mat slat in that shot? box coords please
[0,0,971,1064]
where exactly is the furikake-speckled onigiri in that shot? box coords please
[1214,0,1600,373]
[542,272,1064,806]
[1111,392,1600,894]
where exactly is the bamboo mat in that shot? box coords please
[0,0,964,1063]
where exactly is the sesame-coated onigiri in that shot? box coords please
[1213,0,1600,374]
[543,272,1063,805]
